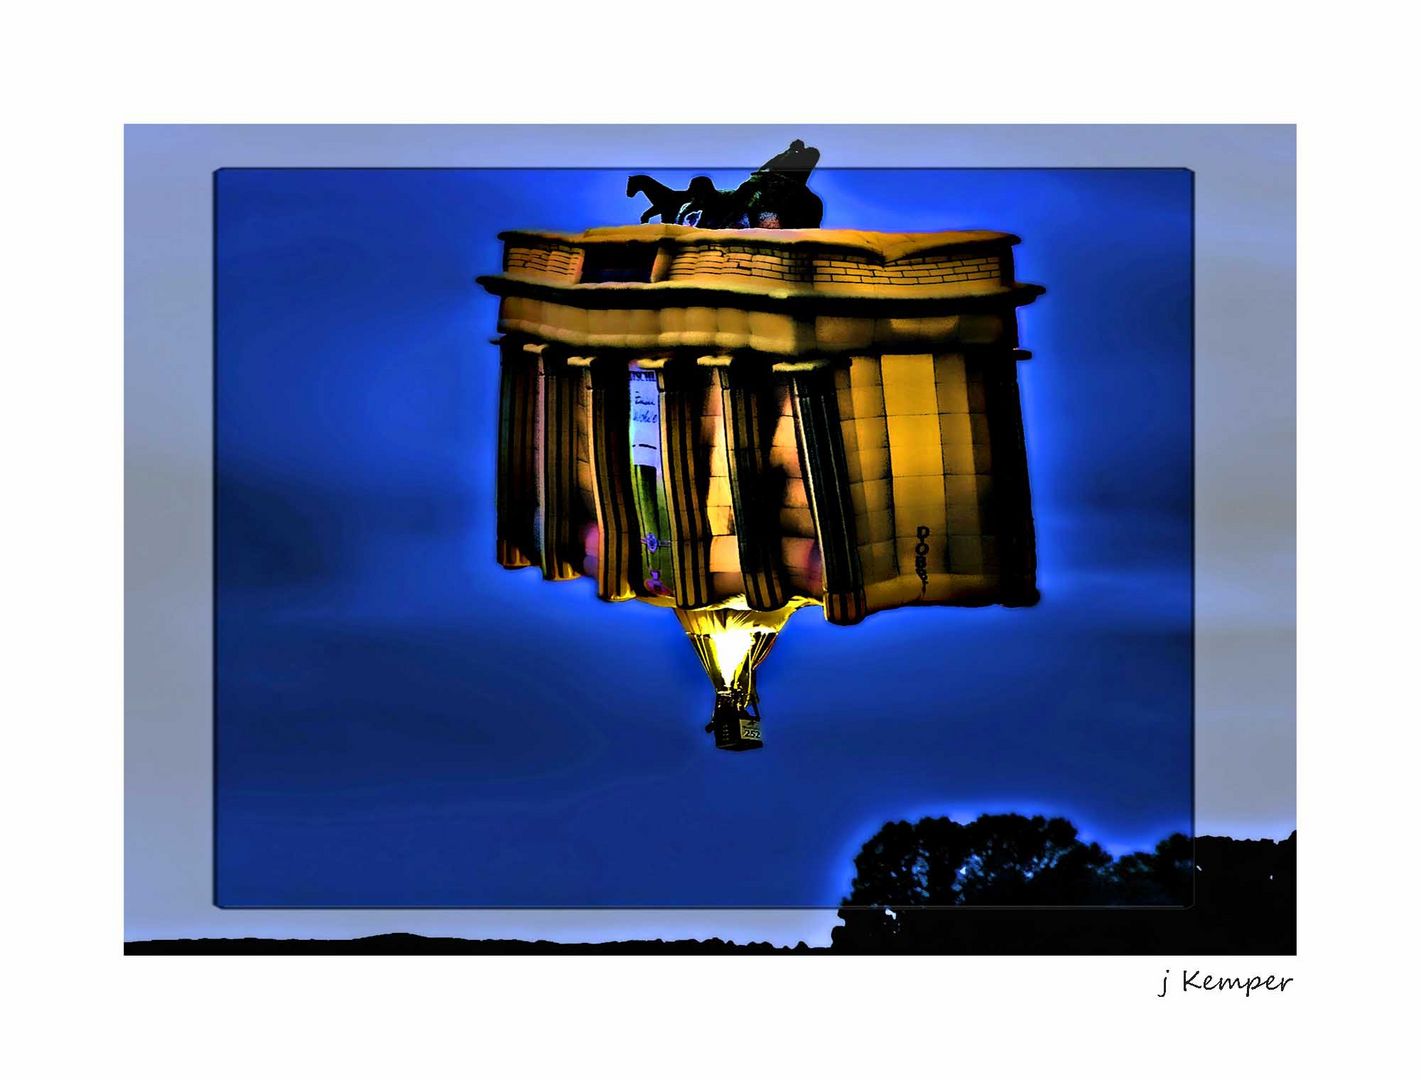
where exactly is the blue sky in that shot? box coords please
[215,167,1194,906]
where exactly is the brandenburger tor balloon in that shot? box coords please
[478,143,1044,751]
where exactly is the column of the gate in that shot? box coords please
[583,357,641,601]
[655,356,716,609]
[535,347,583,581]
[789,361,867,625]
[718,357,789,612]
[495,338,540,570]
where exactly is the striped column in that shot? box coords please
[718,359,788,612]
[656,357,715,609]
[495,339,540,569]
[790,364,866,625]
[585,359,641,600]
[535,348,582,581]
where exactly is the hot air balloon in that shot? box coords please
[478,212,1043,750]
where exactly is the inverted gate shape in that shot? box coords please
[479,224,1044,749]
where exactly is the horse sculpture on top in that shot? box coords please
[626,140,825,230]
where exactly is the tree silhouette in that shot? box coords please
[957,814,1116,904]
[845,813,1117,907]
[835,814,1295,954]
[1108,831,1194,905]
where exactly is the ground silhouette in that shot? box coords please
[126,815,1294,954]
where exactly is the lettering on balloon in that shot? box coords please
[915,525,931,595]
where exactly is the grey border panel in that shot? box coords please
[125,124,1295,945]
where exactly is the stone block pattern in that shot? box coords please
[505,242,581,280]
[505,236,1006,292]
[668,246,1004,289]
[667,244,816,284]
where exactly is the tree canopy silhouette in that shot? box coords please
[845,813,1118,909]
[836,813,1294,954]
